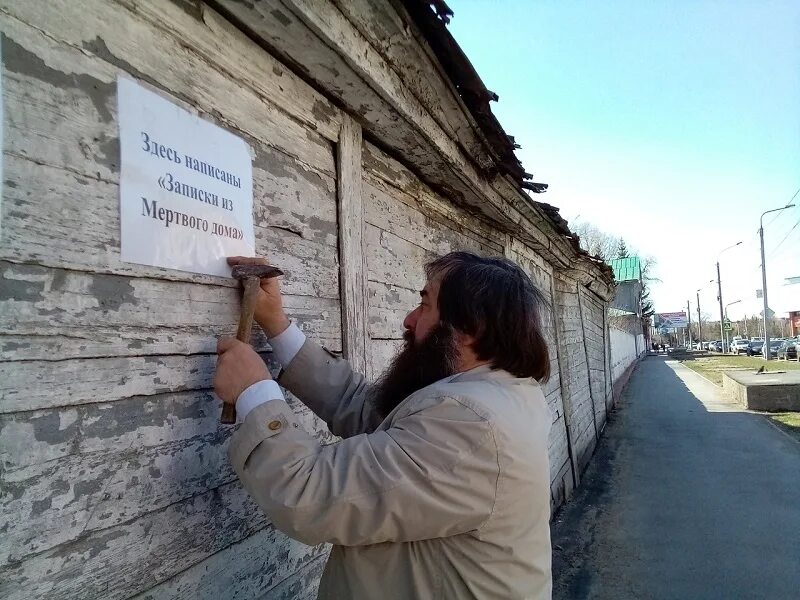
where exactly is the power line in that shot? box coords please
[763,187,800,230]
[767,216,800,259]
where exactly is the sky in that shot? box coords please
[448,0,800,323]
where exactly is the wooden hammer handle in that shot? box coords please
[221,277,262,425]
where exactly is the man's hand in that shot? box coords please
[214,337,272,405]
[227,256,290,337]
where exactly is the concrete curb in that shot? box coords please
[678,361,800,446]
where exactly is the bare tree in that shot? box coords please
[570,216,659,325]
[571,218,619,262]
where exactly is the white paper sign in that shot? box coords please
[117,76,254,277]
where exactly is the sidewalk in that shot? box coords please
[551,356,800,600]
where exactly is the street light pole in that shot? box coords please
[687,300,693,349]
[716,242,742,351]
[760,204,796,360]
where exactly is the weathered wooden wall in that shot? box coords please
[1,1,622,598]
[0,1,340,597]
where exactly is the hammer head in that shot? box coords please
[231,264,284,281]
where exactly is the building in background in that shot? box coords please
[610,256,643,316]
[790,310,800,337]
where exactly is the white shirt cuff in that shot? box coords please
[268,322,307,367]
[236,379,285,421]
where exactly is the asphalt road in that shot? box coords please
[551,356,800,600]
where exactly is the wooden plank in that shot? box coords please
[0,390,331,472]
[334,0,491,161]
[1,0,336,174]
[131,527,327,600]
[0,354,218,413]
[578,287,608,424]
[362,142,504,252]
[117,0,342,141]
[0,387,333,561]
[0,392,229,563]
[0,261,342,361]
[363,178,498,256]
[364,223,429,292]
[367,280,417,339]
[0,481,267,600]
[0,341,331,415]
[217,0,409,147]
[257,554,327,600]
[550,271,580,490]
[336,116,367,375]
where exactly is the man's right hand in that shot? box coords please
[227,256,290,338]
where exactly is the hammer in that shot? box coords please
[221,264,284,424]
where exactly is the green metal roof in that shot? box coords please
[610,256,641,282]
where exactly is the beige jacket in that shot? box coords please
[229,341,553,599]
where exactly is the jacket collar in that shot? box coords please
[449,364,531,385]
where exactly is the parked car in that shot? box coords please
[731,339,750,354]
[777,338,799,361]
[765,340,783,359]
[710,340,724,352]
[747,340,765,356]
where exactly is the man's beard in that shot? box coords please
[371,323,460,419]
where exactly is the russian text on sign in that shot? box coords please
[117,76,254,277]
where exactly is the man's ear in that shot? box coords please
[453,329,477,350]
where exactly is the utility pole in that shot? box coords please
[716,262,724,348]
[687,300,693,349]
[760,204,795,360]
[760,220,769,357]
[696,290,703,347]
[716,242,742,350]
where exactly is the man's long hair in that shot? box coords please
[371,252,551,419]
[426,251,551,381]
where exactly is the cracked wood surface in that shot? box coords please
[1,480,269,600]
[336,116,368,375]
[0,260,342,358]
[0,388,331,565]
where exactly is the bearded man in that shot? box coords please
[215,252,553,599]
